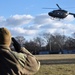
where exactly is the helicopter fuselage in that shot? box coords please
[48,9,68,19]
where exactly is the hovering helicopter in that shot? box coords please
[43,4,75,19]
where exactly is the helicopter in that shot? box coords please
[44,4,75,19]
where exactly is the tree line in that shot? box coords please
[11,32,75,55]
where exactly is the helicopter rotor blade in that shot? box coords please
[42,8,57,9]
[56,4,62,9]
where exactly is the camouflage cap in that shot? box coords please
[0,27,11,46]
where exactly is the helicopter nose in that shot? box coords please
[48,12,53,16]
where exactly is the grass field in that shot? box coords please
[35,64,75,75]
[35,54,75,64]
[34,54,75,75]
[35,54,75,60]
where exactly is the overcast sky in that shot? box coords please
[0,0,75,40]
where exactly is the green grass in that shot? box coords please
[35,64,75,75]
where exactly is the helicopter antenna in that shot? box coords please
[56,4,62,10]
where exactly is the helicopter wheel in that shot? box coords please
[50,17,61,21]
[50,17,54,20]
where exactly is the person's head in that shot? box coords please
[0,27,11,47]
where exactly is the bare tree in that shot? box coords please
[72,32,75,38]
[33,37,45,47]
[15,36,25,46]
[64,36,75,50]
[43,33,52,51]
[43,32,67,51]
[24,40,40,55]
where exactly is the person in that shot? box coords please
[0,27,40,75]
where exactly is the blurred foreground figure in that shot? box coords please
[0,27,40,75]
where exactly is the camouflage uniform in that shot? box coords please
[0,28,40,75]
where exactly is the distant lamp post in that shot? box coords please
[49,39,51,51]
